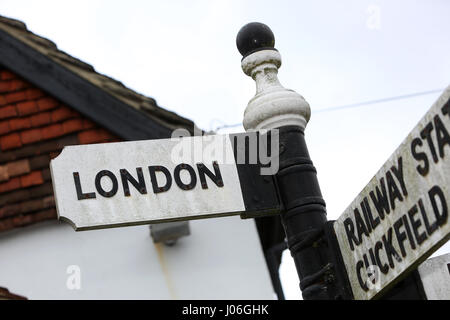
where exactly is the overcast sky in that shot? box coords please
[1,0,449,299]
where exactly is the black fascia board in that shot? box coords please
[0,28,174,141]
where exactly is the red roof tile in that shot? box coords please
[0,68,119,232]
[0,14,198,235]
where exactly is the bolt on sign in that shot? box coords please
[333,87,450,300]
[50,132,281,231]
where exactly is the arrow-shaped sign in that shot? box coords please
[50,132,281,231]
[332,87,450,299]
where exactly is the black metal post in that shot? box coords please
[237,23,339,300]
[275,126,334,299]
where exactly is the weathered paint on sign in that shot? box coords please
[334,87,450,300]
[51,134,246,231]
[418,253,450,300]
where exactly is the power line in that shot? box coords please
[314,88,444,114]
[213,88,445,132]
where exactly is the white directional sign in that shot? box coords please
[418,253,450,299]
[333,87,450,300]
[50,132,280,231]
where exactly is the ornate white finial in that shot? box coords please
[236,23,311,131]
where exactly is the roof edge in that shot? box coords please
[0,15,200,139]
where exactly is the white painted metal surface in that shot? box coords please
[418,253,450,300]
[241,49,310,131]
[334,86,450,300]
[50,134,245,231]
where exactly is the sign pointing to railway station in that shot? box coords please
[332,86,450,300]
[50,131,281,231]
[49,21,450,300]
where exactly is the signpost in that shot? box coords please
[50,22,449,300]
[51,22,336,300]
[332,87,450,300]
[50,132,280,231]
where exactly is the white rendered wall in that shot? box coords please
[0,216,275,299]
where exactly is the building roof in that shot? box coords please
[0,15,199,233]
[0,15,285,299]
[0,287,27,300]
[0,15,198,140]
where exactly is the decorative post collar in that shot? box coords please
[237,22,311,131]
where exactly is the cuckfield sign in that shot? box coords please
[50,132,280,231]
[333,87,450,300]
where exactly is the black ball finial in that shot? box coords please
[236,22,276,58]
